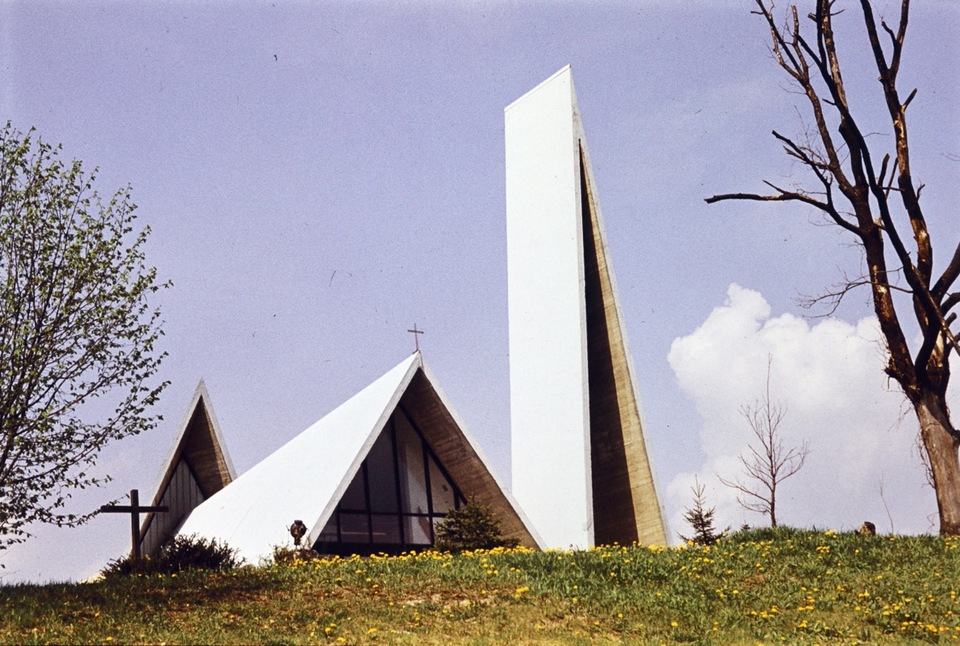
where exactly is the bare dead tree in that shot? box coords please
[706,0,960,534]
[719,360,808,528]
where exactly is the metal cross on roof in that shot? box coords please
[407,323,425,353]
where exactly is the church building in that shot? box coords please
[135,67,666,564]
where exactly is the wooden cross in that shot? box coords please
[100,489,168,562]
[407,323,425,353]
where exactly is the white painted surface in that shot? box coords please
[175,353,542,563]
[176,354,419,564]
[506,66,593,549]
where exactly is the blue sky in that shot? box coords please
[1,1,957,583]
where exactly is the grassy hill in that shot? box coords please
[1,527,959,644]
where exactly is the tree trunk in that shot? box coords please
[917,391,960,535]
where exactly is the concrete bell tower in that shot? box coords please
[506,66,666,549]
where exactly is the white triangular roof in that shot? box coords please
[177,354,539,563]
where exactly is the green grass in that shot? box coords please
[2,527,959,644]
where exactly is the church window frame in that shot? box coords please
[314,404,465,554]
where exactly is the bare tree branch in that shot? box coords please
[705,0,960,534]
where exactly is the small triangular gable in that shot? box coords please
[140,381,236,557]
[176,354,539,564]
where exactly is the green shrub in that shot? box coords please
[101,534,241,577]
[434,499,519,553]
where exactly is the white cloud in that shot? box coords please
[667,284,941,539]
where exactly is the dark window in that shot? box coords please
[367,432,399,513]
[339,470,366,511]
[313,409,466,556]
[339,513,369,543]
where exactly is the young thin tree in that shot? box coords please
[0,124,168,552]
[706,0,960,534]
[718,361,808,528]
[680,477,726,546]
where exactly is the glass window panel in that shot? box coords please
[339,513,370,543]
[317,514,339,543]
[405,514,432,546]
[339,469,367,511]
[370,515,402,544]
[429,456,456,513]
[366,431,399,513]
[396,416,429,515]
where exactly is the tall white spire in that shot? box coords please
[506,66,666,548]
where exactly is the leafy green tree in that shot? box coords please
[434,499,519,553]
[0,124,168,551]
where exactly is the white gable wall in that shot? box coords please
[176,355,419,564]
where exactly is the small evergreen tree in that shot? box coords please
[680,477,726,546]
[434,499,519,553]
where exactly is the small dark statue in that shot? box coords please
[289,519,308,547]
